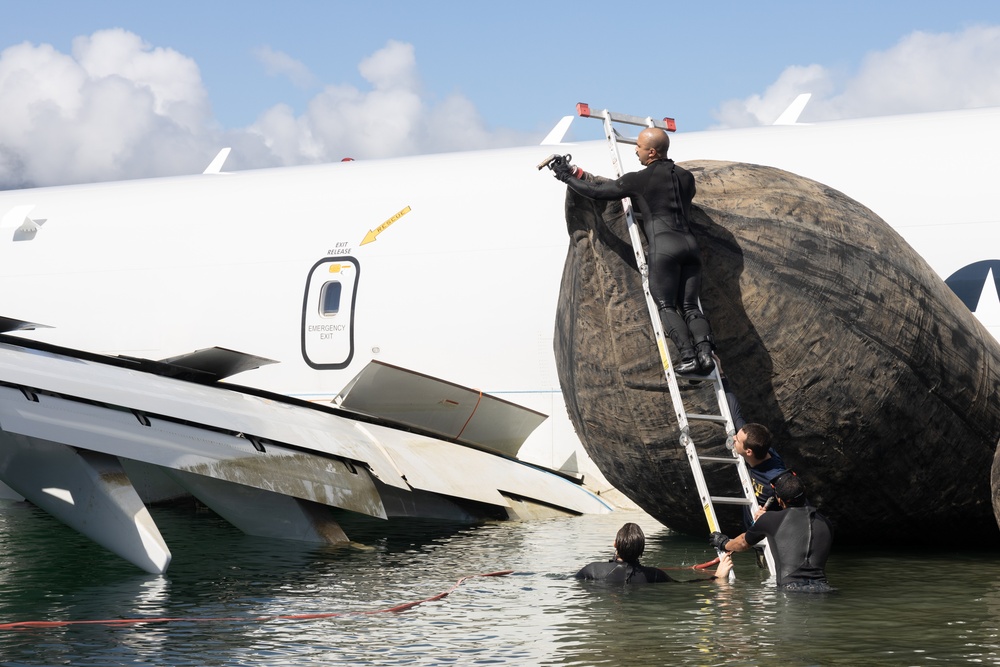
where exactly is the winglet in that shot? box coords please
[773,94,811,126]
[203,148,232,174]
[540,116,574,145]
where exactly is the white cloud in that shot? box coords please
[358,40,419,93]
[711,24,1000,128]
[253,46,317,89]
[246,39,529,164]
[0,29,213,188]
[73,30,209,130]
[296,65,425,159]
[0,34,529,189]
[713,64,833,128]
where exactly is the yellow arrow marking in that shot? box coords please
[361,206,412,245]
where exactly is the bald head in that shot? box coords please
[640,127,670,153]
[635,127,670,165]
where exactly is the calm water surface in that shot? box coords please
[0,500,998,666]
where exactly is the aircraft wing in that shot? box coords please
[0,333,610,573]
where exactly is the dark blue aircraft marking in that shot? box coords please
[945,260,1000,312]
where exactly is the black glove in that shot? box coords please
[709,531,731,552]
[552,159,574,182]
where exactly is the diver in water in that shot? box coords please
[710,472,834,592]
[550,127,715,374]
[576,522,732,584]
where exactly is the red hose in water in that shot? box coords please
[0,570,514,631]
[692,557,721,570]
[655,557,721,572]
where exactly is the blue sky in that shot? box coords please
[2,1,1000,188]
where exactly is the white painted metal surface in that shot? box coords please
[337,360,547,458]
[0,436,170,573]
[0,103,997,570]
[0,336,611,570]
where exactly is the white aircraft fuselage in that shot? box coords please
[0,105,997,569]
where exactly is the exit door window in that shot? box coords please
[321,281,343,315]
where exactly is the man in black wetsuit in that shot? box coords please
[576,522,732,584]
[709,473,834,592]
[551,127,715,374]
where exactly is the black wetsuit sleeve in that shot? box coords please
[676,167,696,217]
[563,173,635,201]
[721,377,746,431]
[745,511,780,546]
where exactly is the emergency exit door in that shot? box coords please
[301,256,359,369]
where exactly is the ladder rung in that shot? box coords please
[700,456,739,464]
[710,496,755,506]
[687,413,728,424]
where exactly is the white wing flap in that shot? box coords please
[337,361,546,459]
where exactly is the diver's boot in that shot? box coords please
[685,311,716,374]
[696,341,715,373]
[675,354,698,374]
[661,308,698,374]
[667,329,698,374]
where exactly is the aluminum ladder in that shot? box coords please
[576,103,776,578]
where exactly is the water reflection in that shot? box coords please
[1,501,1000,666]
